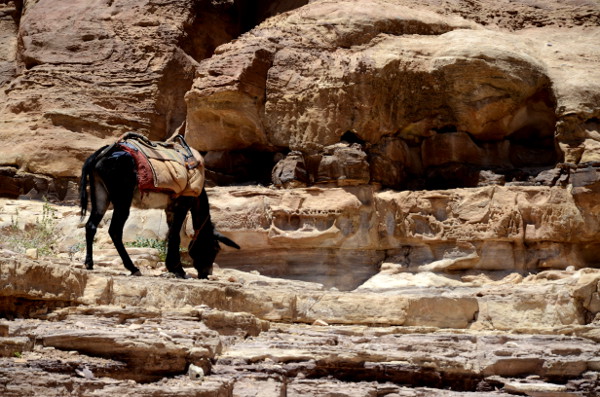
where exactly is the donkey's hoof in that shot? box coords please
[175,272,189,279]
[131,270,142,277]
[85,264,94,270]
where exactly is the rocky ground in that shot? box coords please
[1,197,600,396]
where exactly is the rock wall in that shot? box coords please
[186,0,600,189]
[207,180,600,289]
[0,0,307,198]
[1,0,599,192]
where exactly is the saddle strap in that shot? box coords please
[172,134,199,170]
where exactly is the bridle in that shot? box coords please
[189,212,213,252]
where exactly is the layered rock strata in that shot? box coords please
[0,0,307,198]
[1,251,600,396]
[207,181,600,290]
[186,0,600,188]
[2,195,600,394]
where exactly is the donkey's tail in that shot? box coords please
[80,146,108,219]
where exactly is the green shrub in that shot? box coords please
[0,200,58,257]
[125,237,168,261]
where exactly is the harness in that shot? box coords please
[114,132,205,197]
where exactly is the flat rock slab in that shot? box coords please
[2,255,600,395]
[214,323,600,389]
[3,254,600,332]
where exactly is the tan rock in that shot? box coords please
[207,184,590,286]
[502,380,568,396]
[271,151,309,188]
[315,143,370,186]
[0,336,33,357]
[0,0,297,181]
[0,1,18,87]
[2,248,600,394]
[185,0,575,190]
[215,323,600,392]
[232,376,284,397]
[24,248,38,259]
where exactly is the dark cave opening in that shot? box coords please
[204,149,280,186]
[217,120,562,191]
[341,130,366,146]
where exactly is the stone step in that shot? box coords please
[3,255,600,332]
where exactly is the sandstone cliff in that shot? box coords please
[1,0,600,396]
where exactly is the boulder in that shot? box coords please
[186,0,570,188]
[272,151,309,188]
[315,143,370,186]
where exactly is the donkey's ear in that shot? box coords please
[215,232,240,249]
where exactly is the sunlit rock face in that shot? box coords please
[0,0,307,196]
[184,0,599,189]
[207,181,600,290]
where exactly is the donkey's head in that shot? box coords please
[188,227,240,279]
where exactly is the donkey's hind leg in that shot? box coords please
[109,200,141,276]
[84,178,109,270]
[102,153,141,276]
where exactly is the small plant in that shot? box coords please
[68,242,86,260]
[124,237,189,263]
[10,208,20,230]
[125,237,168,261]
[13,352,22,358]
[0,199,58,257]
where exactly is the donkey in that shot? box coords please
[79,142,239,279]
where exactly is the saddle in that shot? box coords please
[116,132,205,197]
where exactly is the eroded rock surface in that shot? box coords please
[1,0,598,190]
[0,0,307,195]
[206,182,600,291]
[1,249,600,396]
[2,196,600,395]
[186,0,600,188]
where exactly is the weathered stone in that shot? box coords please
[271,151,309,188]
[184,0,580,188]
[315,143,370,186]
[421,132,483,168]
[0,1,18,88]
[502,380,568,397]
[0,336,33,357]
[369,137,413,188]
[0,256,87,304]
[232,375,285,397]
[214,324,600,390]
[0,0,306,181]
[0,0,598,192]
[0,363,234,397]
[2,243,600,394]
[4,251,600,332]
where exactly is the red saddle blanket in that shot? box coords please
[118,135,205,197]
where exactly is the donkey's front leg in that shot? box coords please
[84,214,102,270]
